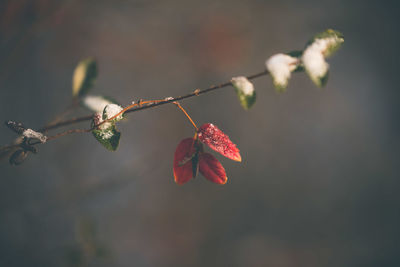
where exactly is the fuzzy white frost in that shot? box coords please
[93,104,123,139]
[302,37,340,85]
[94,112,109,131]
[83,95,113,113]
[98,128,114,139]
[231,76,254,96]
[103,104,123,121]
[22,129,47,143]
[266,54,298,89]
[93,113,114,139]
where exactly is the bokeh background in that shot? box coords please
[0,0,399,266]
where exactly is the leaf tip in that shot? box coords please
[72,57,98,97]
[233,153,242,162]
[231,76,256,110]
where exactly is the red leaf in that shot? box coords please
[197,123,241,162]
[173,138,196,184]
[199,153,227,184]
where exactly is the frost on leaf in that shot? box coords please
[72,57,98,97]
[92,127,121,151]
[173,137,229,185]
[82,95,118,113]
[231,76,256,110]
[302,29,344,87]
[22,129,47,143]
[91,104,124,151]
[306,29,344,58]
[199,153,227,184]
[266,53,299,92]
[102,104,124,122]
[173,138,197,184]
[197,123,241,162]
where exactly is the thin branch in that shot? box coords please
[2,69,269,150]
[47,69,268,132]
[41,99,79,133]
[38,115,93,132]
[125,69,269,115]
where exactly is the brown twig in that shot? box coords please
[38,115,93,132]
[44,69,268,132]
[1,69,269,151]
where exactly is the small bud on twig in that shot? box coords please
[9,149,28,165]
[5,121,26,134]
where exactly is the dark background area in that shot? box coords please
[0,1,399,266]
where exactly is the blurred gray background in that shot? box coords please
[0,0,399,266]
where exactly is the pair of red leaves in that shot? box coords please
[173,123,241,185]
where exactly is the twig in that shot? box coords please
[47,69,268,132]
[1,69,269,150]
[41,99,79,133]
[39,115,93,132]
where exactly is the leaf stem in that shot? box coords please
[173,102,198,130]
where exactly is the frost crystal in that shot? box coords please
[231,76,254,96]
[83,95,114,113]
[22,129,47,143]
[98,128,114,139]
[266,54,298,91]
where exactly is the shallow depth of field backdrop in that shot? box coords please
[0,1,399,266]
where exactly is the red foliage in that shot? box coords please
[199,153,227,184]
[173,123,241,185]
[197,123,241,162]
[173,137,228,185]
[173,138,196,185]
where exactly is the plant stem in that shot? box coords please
[173,102,198,130]
[2,69,269,150]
